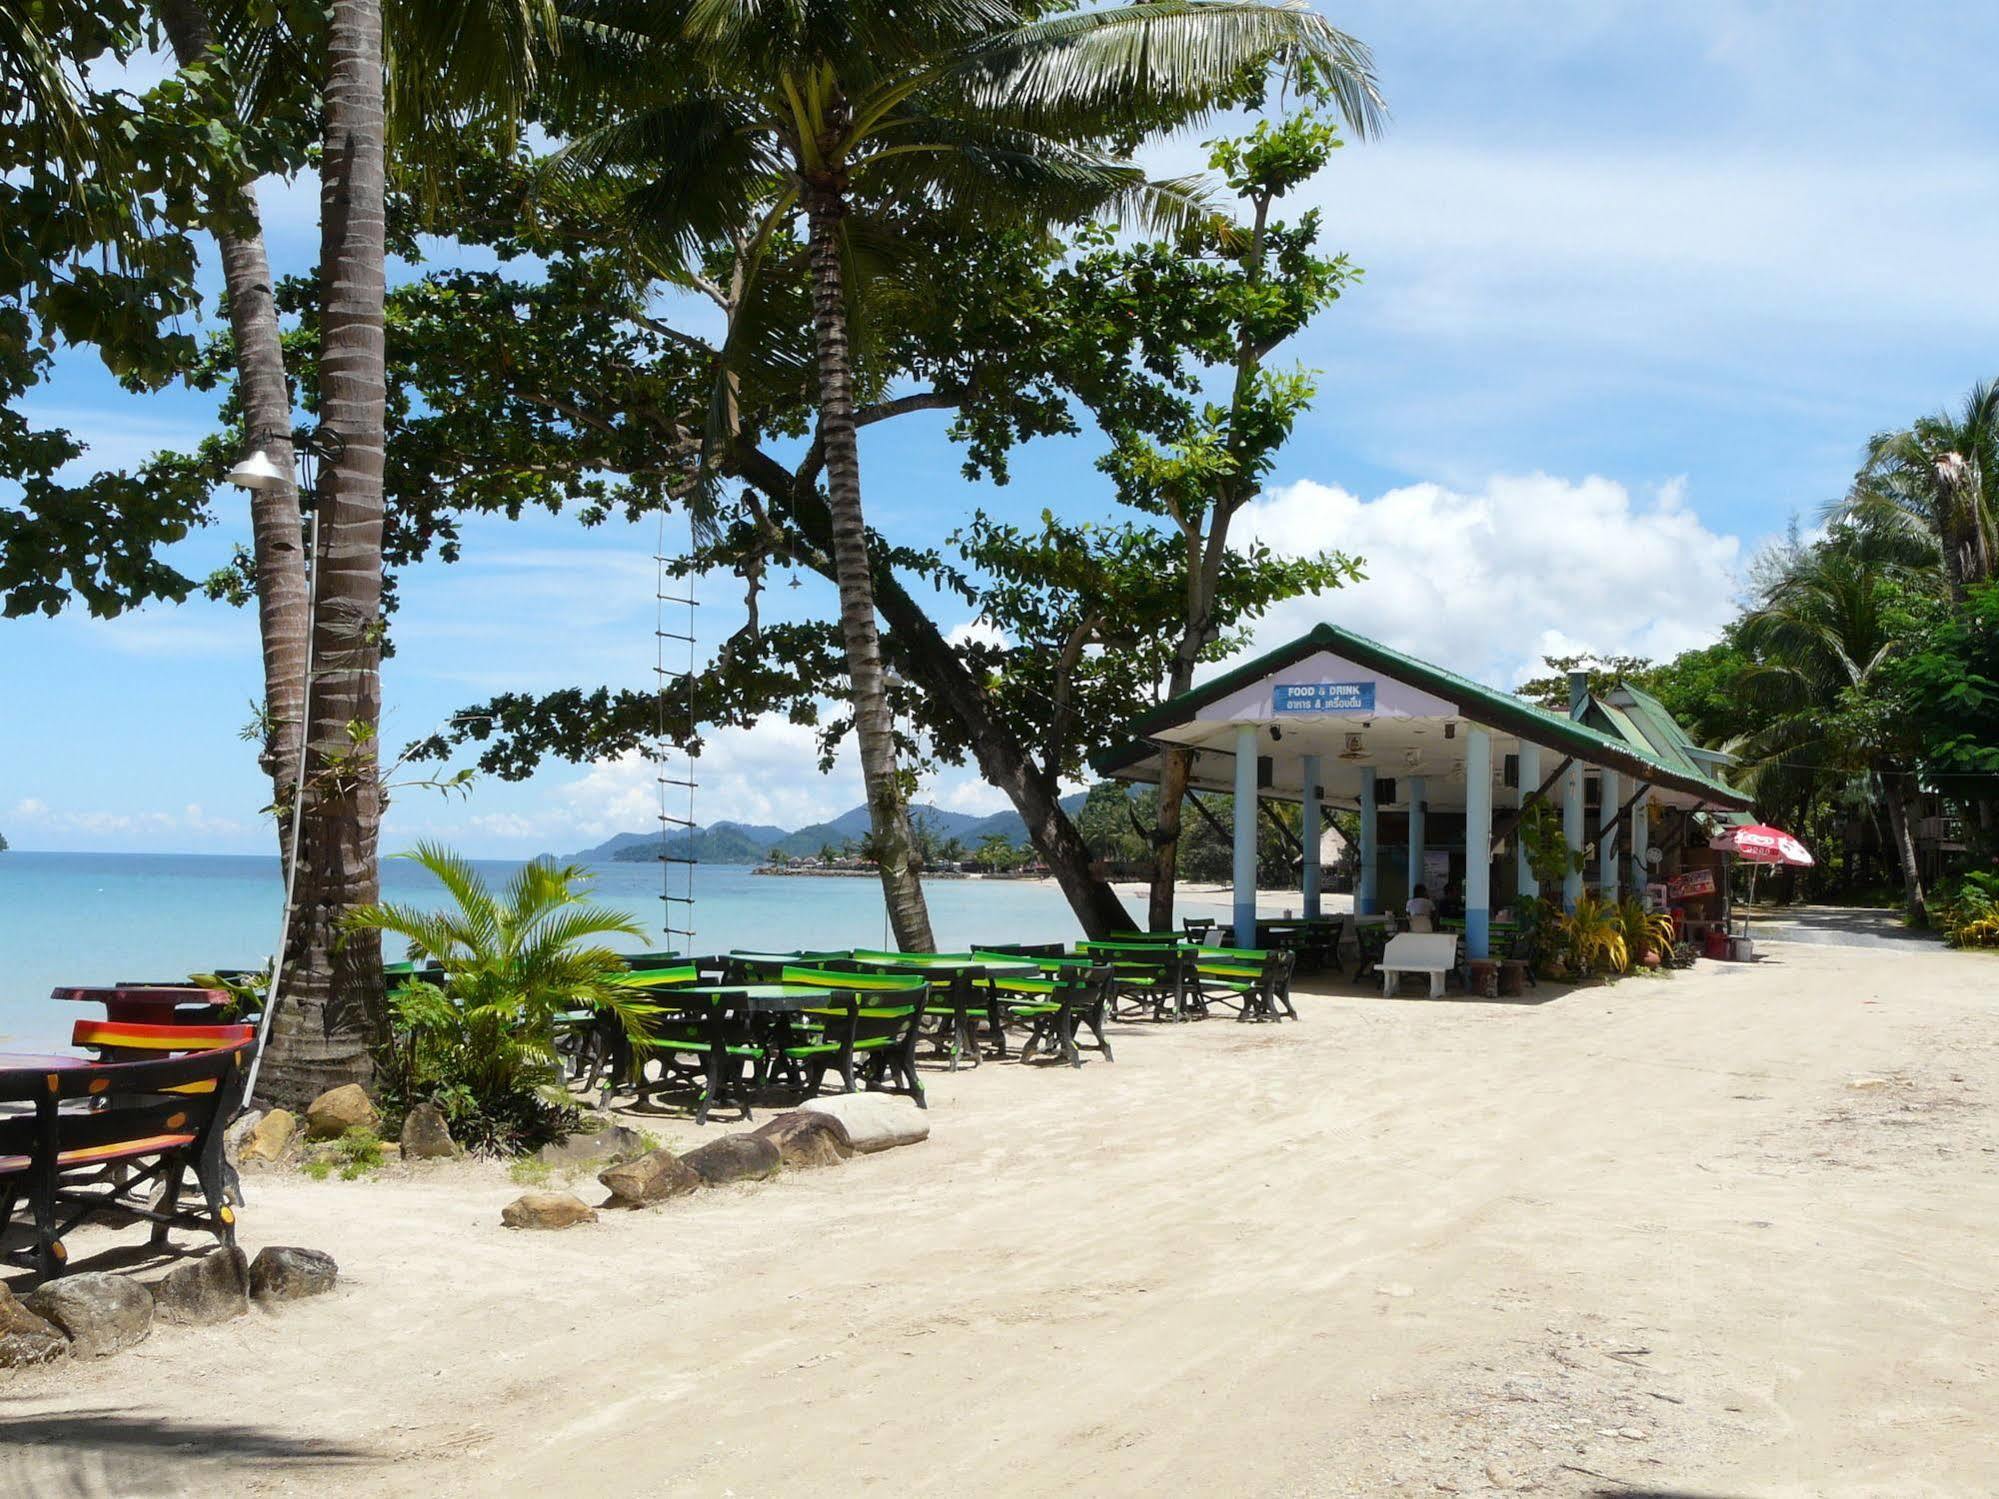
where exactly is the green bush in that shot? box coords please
[1932,871,1999,948]
[346,844,660,1156]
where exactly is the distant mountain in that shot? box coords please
[570,798,1084,866]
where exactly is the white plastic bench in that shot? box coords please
[1379,933,1460,998]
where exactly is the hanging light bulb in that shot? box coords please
[225,449,289,492]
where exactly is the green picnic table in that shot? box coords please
[845,952,1037,1068]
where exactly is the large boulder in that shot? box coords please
[598,1148,702,1207]
[249,1246,339,1304]
[799,1093,930,1153]
[304,1084,378,1140]
[399,1102,457,1160]
[500,1191,598,1230]
[680,1134,781,1186]
[0,1285,68,1369]
[152,1248,250,1327]
[751,1110,854,1169]
[27,1272,153,1359]
[237,1108,296,1164]
[537,1124,647,1168]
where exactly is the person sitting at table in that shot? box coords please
[1405,883,1437,932]
[1438,880,1465,920]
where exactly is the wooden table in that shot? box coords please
[0,1052,87,1071]
[50,986,228,1024]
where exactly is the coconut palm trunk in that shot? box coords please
[1882,772,1928,923]
[803,175,936,952]
[260,0,390,1103]
[158,0,312,869]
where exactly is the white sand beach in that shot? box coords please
[6,932,1996,1498]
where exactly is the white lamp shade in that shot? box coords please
[225,449,289,492]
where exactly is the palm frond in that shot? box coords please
[942,1,1384,142]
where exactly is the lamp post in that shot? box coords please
[227,430,333,1105]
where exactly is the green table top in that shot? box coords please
[847,953,1036,975]
[670,983,838,1012]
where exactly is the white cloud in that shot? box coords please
[1235,472,1744,687]
[934,775,1011,816]
[5,798,245,845]
[945,619,1008,651]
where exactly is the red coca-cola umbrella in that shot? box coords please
[1709,824,1814,867]
[1710,823,1813,922]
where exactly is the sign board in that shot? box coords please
[1272,681,1375,715]
[1667,868,1717,900]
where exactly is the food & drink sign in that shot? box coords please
[1272,681,1376,714]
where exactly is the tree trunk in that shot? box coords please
[803,184,934,951]
[1146,745,1193,931]
[1882,774,1928,923]
[737,443,1134,940]
[261,0,389,1104]
[158,0,312,863]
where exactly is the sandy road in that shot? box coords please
[4,936,1994,1498]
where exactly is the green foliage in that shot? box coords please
[302,1126,387,1182]
[346,844,652,1156]
[1550,895,1629,980]
[0,1,306,619]
[973,831,1024,873]
[1931,872,1999,948]
[1519,799,1584,888]
[1615,897,1676,971]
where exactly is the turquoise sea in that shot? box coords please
[0,851,1113,1050]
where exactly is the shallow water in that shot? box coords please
[0,852,1112,1049]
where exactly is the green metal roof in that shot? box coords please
[1094,621,1753,810]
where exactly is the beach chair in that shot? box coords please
[628,990,762,1124]
[570,963,697,1096]
[0,1043,250,1280]
[974,963,1115,1068]
[776,968,927,1108]
[1378,934,1459,999]
[1189,948,1297,1023]
[1078,941,1190,1021]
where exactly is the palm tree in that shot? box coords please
[347,845,655,1151]
[1848,378,1999,598]
[173,0,558,1104]
[550,0,1382,950]
[1734,531,1936,918]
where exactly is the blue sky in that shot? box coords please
[7,1,1999,856]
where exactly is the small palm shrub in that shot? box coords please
[347,844,658,1155]
[1551,894,1629,979]
[1616,896,1678,971]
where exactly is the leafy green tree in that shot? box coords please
[973,831,1020,873]
[541,0,1380,951]
[1009,111,1366,930]
[1514,653,1659,713]
[1735,527,1938,916]
[1879,581,1999,851]
[0,3,281,620]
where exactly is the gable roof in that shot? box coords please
[1095,622,1753,811]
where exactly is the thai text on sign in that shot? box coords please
[1272,681,1376,714]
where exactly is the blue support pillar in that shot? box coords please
[1232,722,1259,945]
[1464,728,1493,958]
[1599,768,1621,901]
[1516,741,1541,902]
[1358,767,1378,915]
[1300,753,1323,920]
[1406,775,1428,908]
[1561,762,1585,911]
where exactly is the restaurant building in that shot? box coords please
[1096,622,1755,957]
